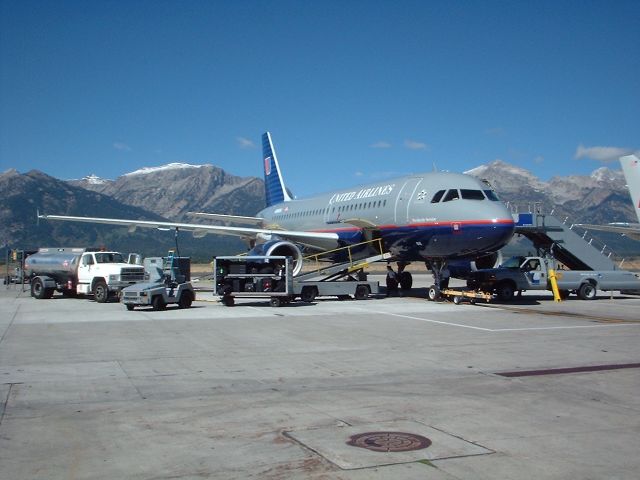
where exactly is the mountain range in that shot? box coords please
[1,160,638,261]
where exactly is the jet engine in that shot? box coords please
[249,240,304,276]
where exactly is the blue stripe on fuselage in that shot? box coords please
[330,222,514,260]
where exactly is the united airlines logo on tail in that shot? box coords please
[264,157,272,175]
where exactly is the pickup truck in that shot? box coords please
[466,256,640,301]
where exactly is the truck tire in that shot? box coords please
[301,286,317,303]
[31,278,47,299]
[577,282,597,300]
[496,282,515,302]
[269,297,282,307]
[93,280,109,303]
[178,291,194,309]
[399,272,413,290]
[355,284,370,300]
[152,295,166,311]
[125,304,135,311]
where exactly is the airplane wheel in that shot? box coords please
[427,285,440,301]
[399,272,413,290]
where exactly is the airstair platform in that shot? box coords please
[514,211,618,271]
[296,238,391,282]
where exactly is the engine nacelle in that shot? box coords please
[249,240,304,276]
[448,251,503,279]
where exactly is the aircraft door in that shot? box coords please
[394,178,423,223]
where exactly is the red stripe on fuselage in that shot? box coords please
[310,218,515,234]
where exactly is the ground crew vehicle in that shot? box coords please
[467,255,640,301]
[214,255,381,307]
[120,254,195,311]
[24,247,145,302]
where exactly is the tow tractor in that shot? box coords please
[214,241,390,306]
[121,253,195,311]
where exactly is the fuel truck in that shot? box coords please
[24,247,145,302]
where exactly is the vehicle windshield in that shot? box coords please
[94,252,125,264]
[500,256,524,269]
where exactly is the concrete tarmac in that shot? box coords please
[1,275,639,479]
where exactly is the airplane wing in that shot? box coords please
[38,214,340,247]
[575,223,640,241]
[187,212,265,226]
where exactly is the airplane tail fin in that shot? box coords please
[620,154,640,222]
[262,132,292,207]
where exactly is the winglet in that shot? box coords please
[262,132,292,207]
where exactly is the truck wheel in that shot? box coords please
[301,286,317,303]
[399,272,413,290]
[125,304,135,311]
[178,291,194,309]
[269,297,282,307]
[31,278,47,299]
[152,295,166,311]
[577,282,596,300]
[93,280,109,303]
[496,282,515,302]
[355,284,369,300]
[222,296,234,307]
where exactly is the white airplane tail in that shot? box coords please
[620,154,640,222]
[262,132,292,207]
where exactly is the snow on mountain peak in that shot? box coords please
[123,162,206,177]
[82,174,109,185]
[590,167,619,183]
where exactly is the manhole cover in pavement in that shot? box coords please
[346,431,432,452]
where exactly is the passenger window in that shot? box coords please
[484,190,500,201]
[460,189,485,200]
[442,189,460,202]
[431,190,446,203]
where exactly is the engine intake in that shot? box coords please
[249,240,304,276]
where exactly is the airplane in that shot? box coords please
[575,154,640,241]
[39,132,516,297]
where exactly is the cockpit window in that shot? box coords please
[483,189,500,201]
[431,190,446,203]
[442,189,460,202]
[460,189,485,200]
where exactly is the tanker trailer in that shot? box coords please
[24,248,145,302]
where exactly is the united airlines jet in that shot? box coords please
[39,132,516,291]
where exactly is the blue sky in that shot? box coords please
[1,0,639,196]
